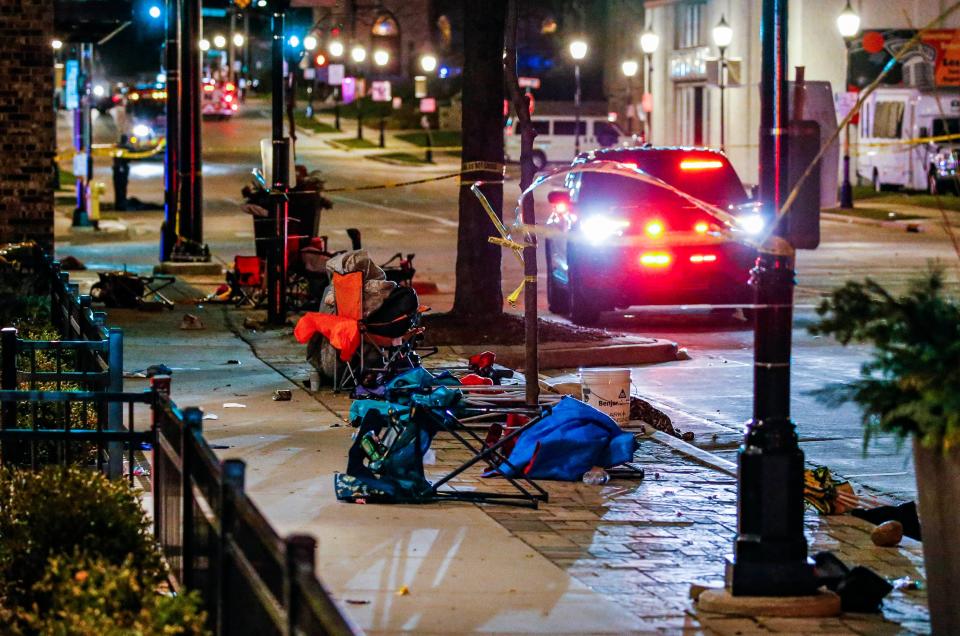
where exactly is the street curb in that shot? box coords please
[59,223,130,245]
[495,339,679,371]
[821,211,924,230]
[648,430,737,477]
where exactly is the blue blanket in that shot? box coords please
[496,396,637,481]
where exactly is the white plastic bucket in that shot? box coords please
[579,367,631,426]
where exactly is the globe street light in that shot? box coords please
[639,25,659,143]
[213,34,227,49]
[373,49,390,67]
[837,0,860,208]
[328,40,344,58]
[622,60,639,135]
[350,44,366,63]
[148,5,161,19]
[233,33,244,48]
[303,35,318,51]
[712,15,733,151]
[569,38,588,155]
[420,53,438,73]
[287,35,300,49]
[199,38,211,52]
[51,39,63,50]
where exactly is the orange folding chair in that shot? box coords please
[331,271,364,390]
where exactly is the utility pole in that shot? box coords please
[161,0,180,261]
[267,0,290,325]
[727,0,816,597]
[175,0,207,259]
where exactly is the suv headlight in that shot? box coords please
[736,213,765,235]
[132,124,152,138]
[579,215,630,244]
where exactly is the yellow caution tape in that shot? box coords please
[56,138,167,162]
[462,160,505,174]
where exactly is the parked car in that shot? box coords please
[543,146,760,325]
[505,115,629,169]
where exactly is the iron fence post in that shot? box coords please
[284,534,317,636]
[181,406,203,589]
[1,328,18,464]
[107,327,124,479]
[218,459,246,636]
[151,376,172,544]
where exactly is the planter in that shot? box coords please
[914,440,960,635]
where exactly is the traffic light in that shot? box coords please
[235,0,252,8]
[315,53,327,66]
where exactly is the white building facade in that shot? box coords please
[641,0,960,186]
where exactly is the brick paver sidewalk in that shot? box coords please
[431,430,929,634]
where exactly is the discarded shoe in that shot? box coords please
[179,313,205,330]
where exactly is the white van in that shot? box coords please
[504,115,629,169]
[858,87,960,193]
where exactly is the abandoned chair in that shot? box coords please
[231,255,265,308]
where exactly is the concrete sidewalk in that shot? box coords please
[84,275,929,635]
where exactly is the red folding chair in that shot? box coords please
[233,255,265,307]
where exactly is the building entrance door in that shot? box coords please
[676,84,708,146]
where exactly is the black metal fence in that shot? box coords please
[0,254,359,635]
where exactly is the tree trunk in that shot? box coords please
[451,0,506,317]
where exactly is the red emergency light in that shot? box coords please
[680,159,723,171]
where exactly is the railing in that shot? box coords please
[0,380,359,636]
[1,256,125,475]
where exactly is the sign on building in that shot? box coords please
[420,97,436,113]
[414,75,428,98]
[847,29,960,88]
[518,76,541,89]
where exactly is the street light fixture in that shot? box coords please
[569,38,588,155]
[350,44,366,63]
[621,60,638,135]
[712,15,732,151]
[328,40,344,58]
[51,39,63,50]
[199,38,210,52]
[213,34,227,49]
[373,49,389,67]
[303,35,318,51]
[837,1,860,209]
[287,35,301,49]
[420,53,438,73]
[148,5,161,19]
[233,33,244,48]
[639,25,659,143]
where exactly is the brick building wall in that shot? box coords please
[0,0,55,250]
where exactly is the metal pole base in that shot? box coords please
[727,555,818,597]
[71,209,92,228]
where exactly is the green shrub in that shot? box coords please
[809,267,960,452]
[0,467,163,604]
[4,551,208,636]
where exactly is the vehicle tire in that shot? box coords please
[531,150,547,171]
[545,241,569,315]
[567,250,601,326]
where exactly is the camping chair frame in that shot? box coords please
[395,403,551,508]
[232,255,266,308]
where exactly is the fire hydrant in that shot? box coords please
[86,181,105,225]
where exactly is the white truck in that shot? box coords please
[858,87,960,194]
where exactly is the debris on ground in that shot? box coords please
[871,520,904,547]
[629,396,693,440]
[179,313,205,330]
[222,402,246,408]
[395,585,410,596]
[59,255,86,270]
[851,501,922,540]
[345,599,370,605]
[225,359,241,365]
[124,363,173,378]
[243,316,265,331]
[272,389,292,401]
[813,551,893,613]
[202,413,219,420]
[804,466,857,515]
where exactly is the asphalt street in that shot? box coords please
[58,100,960,502]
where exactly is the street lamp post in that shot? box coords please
[837,1,860,209]
[639,26,659,144]
[351,44,367,141]
[267,0,291,326]
[712,15,733,152]
[374,49,389,148]
[303,34,318,117]
[621,60,638,135]
[329,40,344,130]
[161,0,179,261]
[420,54,438,163]
[569,39,588,156]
